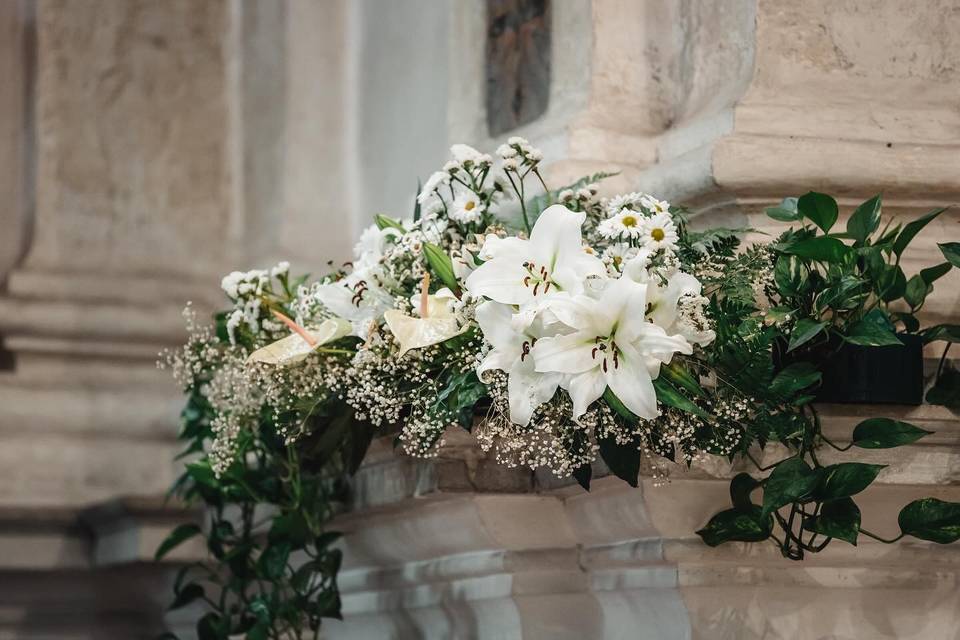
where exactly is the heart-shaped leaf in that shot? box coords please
[697,506,772,546]
[798,191,839,233]
[805,497,861,545]
[851,418,932,449]
[899,498,960,543]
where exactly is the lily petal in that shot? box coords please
[566,368,607,420]
[606,343,659,419]
[475,301,519,351]
[532,331,596,375]
[465,258,531,305]
[507,357,562,426]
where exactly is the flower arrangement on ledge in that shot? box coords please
[157,138,960,639]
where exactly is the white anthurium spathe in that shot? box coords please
[247,316,351,366]
[531,275,693,420]
[475,300,563,426]
[465,204,605,318]
[384,286,466,357]
[624,254,715,347]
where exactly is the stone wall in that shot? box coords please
[0,0,957,638]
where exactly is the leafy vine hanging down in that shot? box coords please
[157,139,960,639]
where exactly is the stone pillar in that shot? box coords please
[0,0,239,508]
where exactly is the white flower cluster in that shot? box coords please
[220,262,292,345]
[418,144,508,226]
[466,204,713,428]
[595,193,679,253]
[164,138,729,483]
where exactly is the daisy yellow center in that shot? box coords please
[621,215,638,227]
[651,227,665,241]
[464,200,476,211]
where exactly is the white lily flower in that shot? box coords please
[247,314,351,366]
[383,285,465,357]
[531,275,693,420]
[465,204,605,313]
[624,255,715,347]
[475,301,563,426]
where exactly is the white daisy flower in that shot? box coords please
[641,212,679,251]
[449,191,484,224]
[605,192,646,217]
[450,143,484,165]
[597,208,646,240]
[641,195,671,215]
[418,170,450,204]
[601,243,641,275]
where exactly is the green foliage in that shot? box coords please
[698,190,954,559]
[899,498,960,543]
[422,242,461,295]
[804,498,861,545]
[697,507,772,546]
[851,418,931,449]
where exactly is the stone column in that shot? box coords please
[0,0,239,508]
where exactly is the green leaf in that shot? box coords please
[155,523,202,561]
[783,236,850,263]
[899,497,960,543]
[892,207,947,256]
[787,318,826,352]
[603,387,638,423]
[766,197,800,222]
[878,265,907,302]
[846,194,882,244]
[196,613,225,640]
[770,362,821,397]
[920,262,952,286]
[598,432,641,488]
[805,497,861,545]
[843,320,901,346]
[926,365,960,408]
[923,324,960,344]
[798,191,839,232]
[762,457,819,517]
[903,274,931,309]
[169,583,205,611]
[851,418,932,449]
[374,213,405,232]
[940,242,960,268]
[659,362,706,397]
[815,462,885,500]
[422,242,461,295]
[572,463,592,491]
[696,507,772,546]
[652,378,711,420]
[257,542,292,580]
[316,530,343,549]
[269,512,310,547]
[730,472,760,511]
[412,179,422,222]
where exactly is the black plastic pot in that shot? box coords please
[773,333,924,405]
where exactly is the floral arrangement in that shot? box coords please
[157,138,960,639]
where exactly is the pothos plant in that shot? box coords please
[695,192,960,557]
[156,137,960,639]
